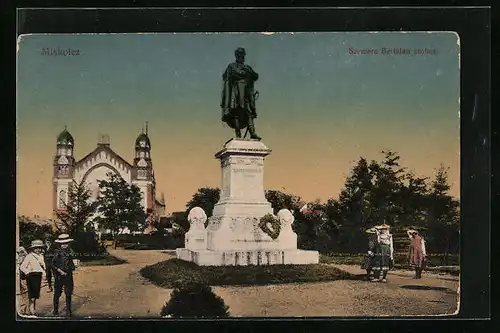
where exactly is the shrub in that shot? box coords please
[72,231,107,260]
[160,282,230,318]
[116,233,183,249]
[79,254,127,266]
[100,233,115,241]
[141,259,357,288]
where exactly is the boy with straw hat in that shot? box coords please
[19,239,46,316]
[51,234,76,317]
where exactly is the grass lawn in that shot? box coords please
[319,253,365,265]
[320,253,460,275]
[80,254,127,266]
[140,259,358,288]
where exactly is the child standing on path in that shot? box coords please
[361,228,378,280]
[20,240,46,316]
[408,229,427,279]
[52,234,76,317]
[372,224,394,283]
[44,240,55,293]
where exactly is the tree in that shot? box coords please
[369,150,406,226]
[264,190,302,214]
[95,172,148,248]
[293,199,328,251]
[399,170,430,228]
[425,165,460,263]
[170,212,190,239]
[186,187,220,219]
[54,180,97,235]
[18,215,54,248]
[334,157,377,252]
[317,198,342,252]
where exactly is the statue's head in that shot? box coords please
[277,209,294,227]
[234,47,246,63]
[188,207,207,229]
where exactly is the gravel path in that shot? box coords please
[19,249,459,318]
[213,266,459,317]
[24,249,174,319]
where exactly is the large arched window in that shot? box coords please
[58,189,67,208]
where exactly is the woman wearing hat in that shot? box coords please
[19,240,46,316]
[407,229,427,279]
[372,224,394,283]
[361,227,378,280]
[51,234,76,317]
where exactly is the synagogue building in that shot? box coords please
[52,126,166,234]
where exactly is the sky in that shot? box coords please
[16,32,460,218]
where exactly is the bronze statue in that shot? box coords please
[220,47,261,140]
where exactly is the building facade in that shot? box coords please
[52,126,166,234]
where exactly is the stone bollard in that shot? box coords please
[185,207,208,250]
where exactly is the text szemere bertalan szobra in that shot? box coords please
[348,47,437,55]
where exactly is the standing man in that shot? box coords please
[408,229,427,279]
[221,47,261,140]
[52,234,76,317]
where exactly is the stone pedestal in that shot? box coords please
[176,139,319,266]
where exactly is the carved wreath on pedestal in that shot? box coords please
[259,214,281,240]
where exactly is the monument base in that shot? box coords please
[175,138,320,267]
[176,248,319,266]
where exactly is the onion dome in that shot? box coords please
[135,133,151,148]
[57,127,74,145]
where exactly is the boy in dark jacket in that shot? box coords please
[52,234,76,317]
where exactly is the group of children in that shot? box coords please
[362,225,426,282]
[17,234,77,317]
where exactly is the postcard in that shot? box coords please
[16,31,460,319]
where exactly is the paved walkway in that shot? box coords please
[18,249,459,318]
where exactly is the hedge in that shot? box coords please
[320,252,459,268]
[116,233,184,250]
[79,254,127,266]
[140,259,358,288]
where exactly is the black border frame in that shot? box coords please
[6,6,491,333]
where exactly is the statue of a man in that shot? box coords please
[220,47,261,140]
